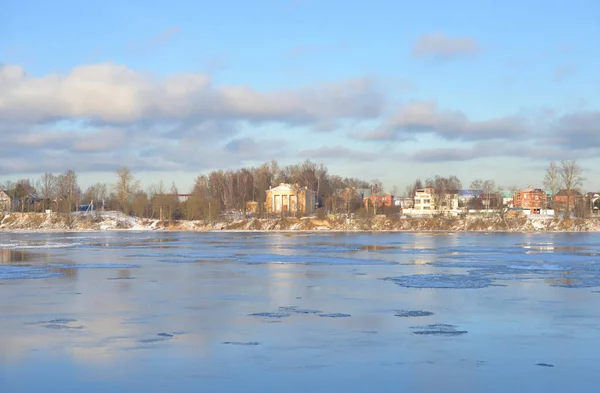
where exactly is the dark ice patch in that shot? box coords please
[412,324,468,336]
[249,312,290,318]
[536,363,554,368]
[222,341,260,346]
[278,306,322,315]
[383,274,492,289]
[395,310,434,317]
[318,313,351,318]
[139,333,175,343]
[48,318,77,324]
[28,318,83,330]
[43,324,84,330]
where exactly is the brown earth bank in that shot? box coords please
[2,212,600,232]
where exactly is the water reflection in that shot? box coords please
[1,232,600,393]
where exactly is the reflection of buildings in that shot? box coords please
[0,250,31,263]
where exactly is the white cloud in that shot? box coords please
[0,62,382,126]
[412,33,481,60]
[354,100,527,142]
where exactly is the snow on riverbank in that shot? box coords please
[3,212,600,232]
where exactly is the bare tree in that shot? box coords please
[115,166,140,213]
[37,173,57,211]
[543,161,560,209]
[57,170,80,213]
[559,160,584,219]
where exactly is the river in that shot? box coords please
[1,231,599,392]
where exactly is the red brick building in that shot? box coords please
[364,194,394,209]
[554,189,582,208]
[513,186,547,214]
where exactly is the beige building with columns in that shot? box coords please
[266,183,317,215]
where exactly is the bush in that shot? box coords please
[316,208,327,220]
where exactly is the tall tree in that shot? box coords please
[559,160,584,219]
[37,173,57,211]
[57,170,80,213]
[114,166,139,213]
[543,161,560,209]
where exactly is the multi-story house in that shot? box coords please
[513,186,547,214]
[363,194,394,209]
[413,187,435,211]
[554,189,582,208]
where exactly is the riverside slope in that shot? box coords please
[2,212,600,232]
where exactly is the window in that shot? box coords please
[424,199,430,204]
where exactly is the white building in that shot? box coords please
[0,190,10,212]
[413,187,435,211]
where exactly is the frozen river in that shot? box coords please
[1,231,600,392]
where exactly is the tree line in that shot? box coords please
[1,159,592,219]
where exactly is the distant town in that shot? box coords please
[0,159,594,221]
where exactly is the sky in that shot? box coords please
[1,0,599,193]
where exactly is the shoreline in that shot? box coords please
[2,212,600,233]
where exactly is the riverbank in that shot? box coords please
[2,212,600,232]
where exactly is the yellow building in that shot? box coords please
[266,183,317,215]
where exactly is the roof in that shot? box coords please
[521,185,545,193]
[555,189,583,197]
[0,190,10,200]
[268,183,315,193]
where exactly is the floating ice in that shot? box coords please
[0,266,63,280]
[240,254,392,266]
[27,318,84,330]
[248,312,290,318]
[384,274,492,289]
[222,341,260,346]
[318,313,351,318]
[139,333,175,343]
[278,306,322,315]
[412,324,468,336]
[395,310,434,317]
[49,263,141,269]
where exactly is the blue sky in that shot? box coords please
[1,0,599,192]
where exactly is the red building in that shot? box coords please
[554,189,582,208]
[364,194,394,209]
[513,186,547,214]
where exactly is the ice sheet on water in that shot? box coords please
[0,242,80,250]
[240,254,392,266]
[26,318,84,330]
[383,274,492,289]
[395,310,434,317]
[0,266,63,280]
[127,252,236,260]
[49,263,141,269]
[248,312,291,318]
[278,306,322,315]
[318,313,351,318]
[222,341,260,346]
[412,323,468,336]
